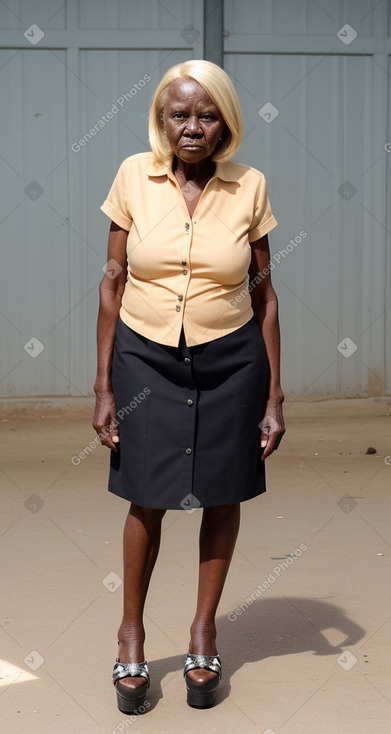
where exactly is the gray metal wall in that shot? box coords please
[0,0,390,399]
[224,0,391,398]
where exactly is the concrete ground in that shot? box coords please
[1,397,391,734]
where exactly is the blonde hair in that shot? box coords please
[148,59,244,166]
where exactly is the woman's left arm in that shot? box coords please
[249,233,285,460]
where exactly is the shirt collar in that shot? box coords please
[144,157,238,182]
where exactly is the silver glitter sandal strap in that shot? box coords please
[113,660,150,688]
[183,653,222,678]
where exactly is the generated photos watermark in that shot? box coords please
[102,571,122,593]
[71,74,151,152]
[228,230,307,309]
[71,387,151,465]
[180,493,201,514]
[228,544,308,621]
[337,650,357,671]
[24,650,45,671]
[110,701,151,731]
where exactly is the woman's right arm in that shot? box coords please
[92,221,128,451]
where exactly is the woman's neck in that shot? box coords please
[173,156,216,183]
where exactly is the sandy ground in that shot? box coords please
[1,397,391,734]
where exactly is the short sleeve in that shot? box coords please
[100,159,133,231]
[248,173,277,242]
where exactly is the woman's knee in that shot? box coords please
[203,503,240,518]
[129,503,166,525]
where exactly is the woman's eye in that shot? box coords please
[171,113,215,120]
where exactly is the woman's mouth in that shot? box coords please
[181,143,205,149]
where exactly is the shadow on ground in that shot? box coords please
[143,596,365,709]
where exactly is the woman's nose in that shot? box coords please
[185,116,201,134]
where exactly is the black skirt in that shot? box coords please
[109,316,270,509]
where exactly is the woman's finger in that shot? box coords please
[93,416,120,452]
[260,426,285,460]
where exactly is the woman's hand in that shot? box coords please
[259,394,285,460]
[92,221,128,453]
[92,389,120,452]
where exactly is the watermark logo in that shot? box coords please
[24,181,44,200]
[337,650,357,670]
[259,415,280,436]
[180,493,201,514]
[337,337,357,358]
[181,181,200,201]
[24,650,44,671]
[24,25,44,45]
[228,545,307,621]
[24,337,45,358]
[337,494,357,514]
[110,701,151,731]
[71,388,151,465]
[337,24,357,45]
[180,25,200,44]
[337,181,357,201]
[24,494,44,514]
[228,230,307,309]
[258,103,279,123]
[103,259,123,279]
[102,572,122,592]
[71,75,151,152]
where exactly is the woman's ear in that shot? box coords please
[219,126,229,144]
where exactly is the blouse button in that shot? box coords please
[184,357,191,365]
[185,223,190,231]
[185,447,192,455]
[181,260,187,266]
[187,398,194,406]
[175,304,180,312]
[182,269,188,275]
[178,294,183,302]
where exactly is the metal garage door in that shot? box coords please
[224,0,391,398]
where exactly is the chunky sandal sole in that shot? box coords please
[115,682,148,714]
[183,653,221,708]
[113,658,150,714]
[186,686,217,708]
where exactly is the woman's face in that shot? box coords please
[161,77,227,164]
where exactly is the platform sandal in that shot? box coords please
[183,653,222,708]
[112,660,150,714]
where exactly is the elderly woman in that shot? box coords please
[93,59,285,713]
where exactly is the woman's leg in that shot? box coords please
[117,503,166,689]
[187,503,241,684]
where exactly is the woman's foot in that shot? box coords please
[187,622,218,685]
[116,627,146,690]
[184,623,221,708]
